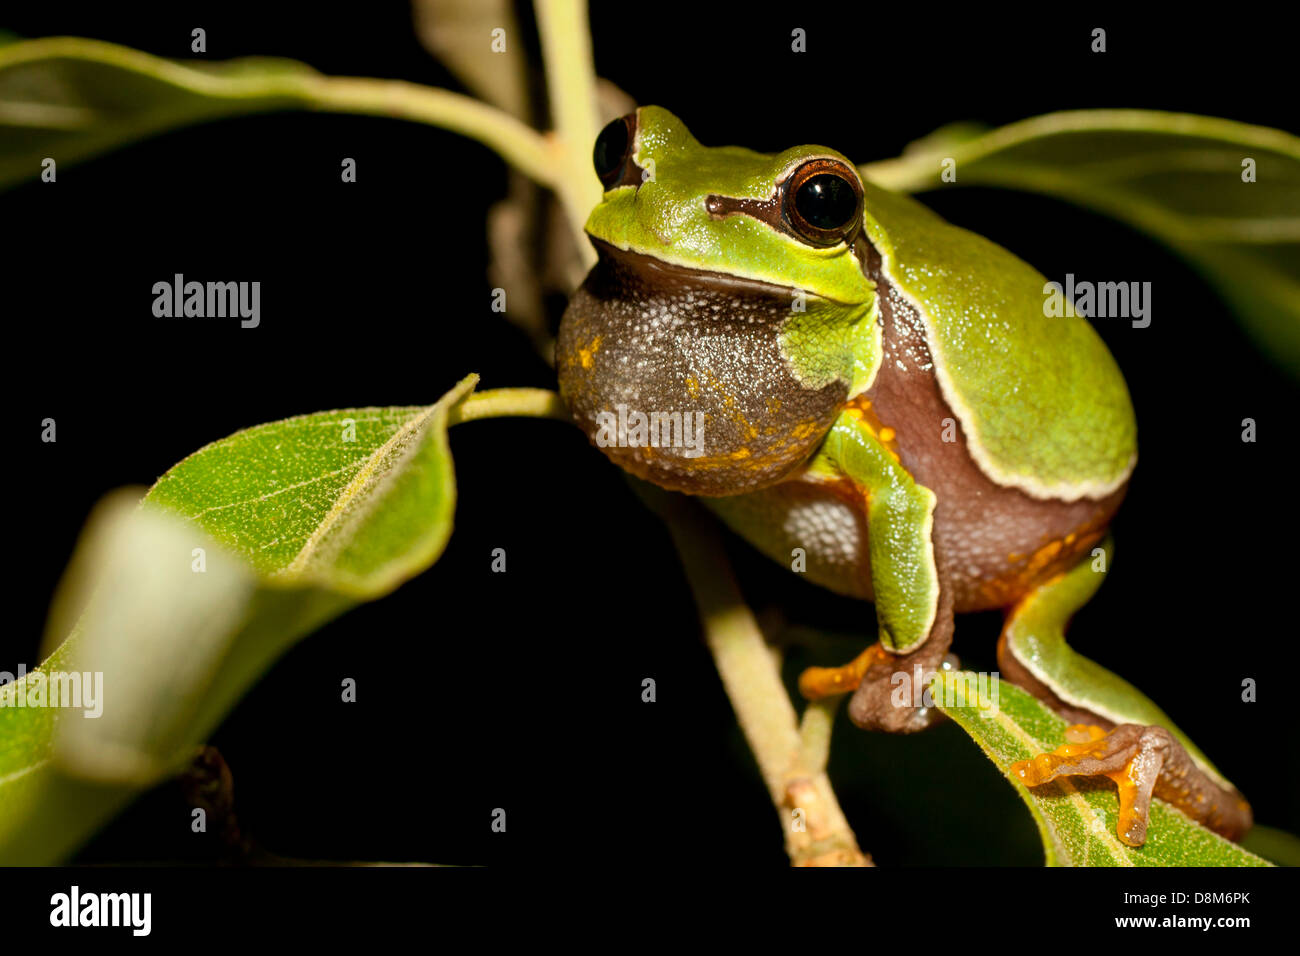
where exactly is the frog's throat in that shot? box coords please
[556,241,852,496]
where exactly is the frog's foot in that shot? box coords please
[798,639,953,735]
[1010,724,1253,846]
[798,645,886,700]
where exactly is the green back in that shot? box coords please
[861,181,1137,500]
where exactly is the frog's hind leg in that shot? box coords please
[795,414,959,734]
[798,556,956,735]
[998,538,1251,846]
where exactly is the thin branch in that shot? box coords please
[295,75,557,190]
[448,388,570,425]
[659,496,869,867]
[859,108,1300,193]
[799,697,839,774]
[0,37,559,192]
[533,0,603,264]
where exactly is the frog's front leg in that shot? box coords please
[797,413,955,734]
[999,539,1252,845]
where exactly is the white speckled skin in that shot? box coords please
[708,475,872,599]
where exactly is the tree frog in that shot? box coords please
[556,106,1251,848]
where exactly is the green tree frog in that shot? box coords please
[556,106,1251,848]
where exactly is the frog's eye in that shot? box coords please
[593,114,636,188]
[785,159,863,247]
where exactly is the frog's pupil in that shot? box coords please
[593,119,629,179]
[794,173,856,231]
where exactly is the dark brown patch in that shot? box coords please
[556,241,849,496]
[705,193,782,229]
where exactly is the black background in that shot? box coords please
[4,1,1297,871]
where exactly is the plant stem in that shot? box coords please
[449,388,570,425]
[449,395,867,864]
[297,75,557,190]
[0,38,559,194]
[533,0,603,264]
[799,697,839,772]
[859,108,1300,194]
[661,498,870,867]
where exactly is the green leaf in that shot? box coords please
[0,36,556,193]
[0,495,265,863]
[144,377,474,596]
[0,37,318,190]
[932,670,1269,867]
[0,375,479,863]
[861,110,1300,374]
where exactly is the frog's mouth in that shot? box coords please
[556,240,848,496]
